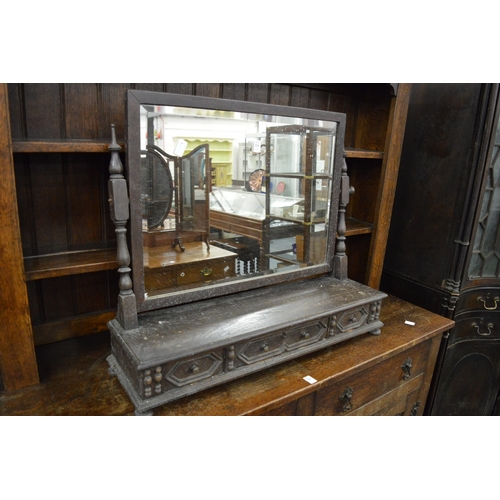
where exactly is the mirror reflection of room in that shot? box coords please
[139,104,336,296]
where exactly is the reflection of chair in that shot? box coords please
[212,237,260,275]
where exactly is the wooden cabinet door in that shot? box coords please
[431,340,500,415]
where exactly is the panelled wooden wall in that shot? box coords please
[8,82,391,144]
[1,82,404,392]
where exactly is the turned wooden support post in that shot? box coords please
[108,124,138,330]
[334,154,350,281]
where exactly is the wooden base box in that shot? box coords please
[107,275,386,415]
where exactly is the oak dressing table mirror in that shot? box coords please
[106,90,386,415]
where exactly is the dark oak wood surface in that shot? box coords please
[0,295,453,415]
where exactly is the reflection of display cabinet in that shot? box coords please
[210,188,303,246]
[264,125,333,268]
[382,83,500,415]
[0,83,410,392]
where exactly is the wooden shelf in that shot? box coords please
[12,139,124,153]
[345,148,384,159]
[22,223,370,281]
[345,217,373,236]
[33,309,116,346]
[24,248,118,281]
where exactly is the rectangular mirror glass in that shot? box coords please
[127,91,346,311]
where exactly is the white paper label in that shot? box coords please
[303,375,317,384]
[405,320,416,326]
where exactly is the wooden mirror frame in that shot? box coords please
[126,90,347,312]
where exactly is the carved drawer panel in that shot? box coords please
[329,304,376,335]
[164,350,224,388]
[236,332,286,366]
[314,340,431,415]
[336,307,369,332]
[284,320,327,350]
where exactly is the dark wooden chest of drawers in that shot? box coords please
[429,286,500,415]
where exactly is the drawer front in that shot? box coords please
[457,287,500,314]
[330,305,370,334]
[236,332,286,366]
[314,340,431,415]
[145,258,235,289]
[164,350,224,388]
[284,319,328,350]
[144,269,175,291]
[349,375,423,416]
[449,312,500,345]
[176,258,235,285]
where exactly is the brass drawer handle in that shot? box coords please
[200,267,212,277]
[477,295,499,310]
[401,358,412,380]
[340,386,353,413]
[472,321,493,336]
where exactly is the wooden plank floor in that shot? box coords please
[0,295,454,416]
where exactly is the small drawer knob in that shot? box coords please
[300,331,310,339]
[190,364,200,374]
[260,343,269,352]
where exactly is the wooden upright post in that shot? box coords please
[0,83,40,390]
[366,83,412,289]
[108,124,138,330]
[334,155,350,281]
